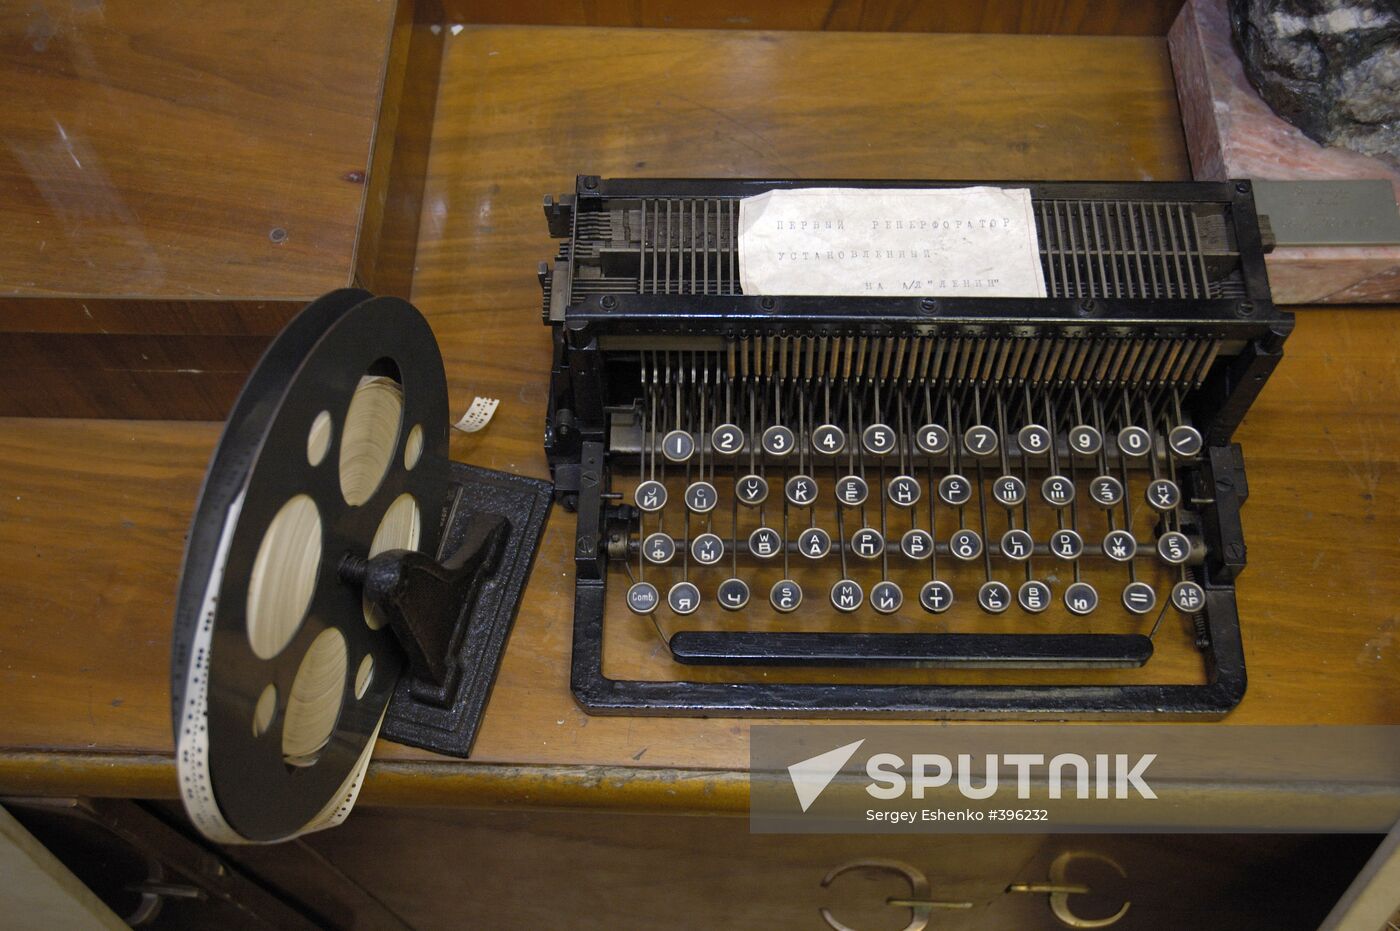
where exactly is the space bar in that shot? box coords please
[667,631,1153,669]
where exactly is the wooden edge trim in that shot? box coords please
[0,753,749,814]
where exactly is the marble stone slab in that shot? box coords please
[1169,0,1400,303]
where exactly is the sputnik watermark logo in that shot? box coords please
[788,739,864,812]
[864,752,1158,801]
[786,739,1157,813]
[754,725,1400,834]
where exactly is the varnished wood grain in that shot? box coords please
[0,0,394,301]
[293,810,1365,930]
[0,296,302,417]
[353,0,445,299]
[0,1,426,418]
[0,27,1394,805]
[442,0,1185,36]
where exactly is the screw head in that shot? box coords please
[600,295,617,309]
[759,296,776,311]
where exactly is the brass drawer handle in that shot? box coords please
[818,858,973,931]
[1006,851,1131,929]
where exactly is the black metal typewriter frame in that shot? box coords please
[544,177,1293,719]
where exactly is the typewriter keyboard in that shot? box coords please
[613,340,1213,632]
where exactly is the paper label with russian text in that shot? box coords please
[737,187,1047,298]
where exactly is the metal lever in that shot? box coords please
[340,512,510,687]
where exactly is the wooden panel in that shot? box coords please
[441,0,1185,35]
[0,1,439,418]
[293,809,1370,930]
[0,298,300,337]
[0,0,397,301]
[0,296,300,417]
[0,368,252,419]
[353,0,446,298]
[0,28,1394,804]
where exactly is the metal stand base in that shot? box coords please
[382,462,552,757]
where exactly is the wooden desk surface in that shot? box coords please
[1,26,1396,808]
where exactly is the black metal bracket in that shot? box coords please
[348,462,552,758]
[342,515,509,688]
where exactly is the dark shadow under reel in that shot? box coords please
[171,290,549,843]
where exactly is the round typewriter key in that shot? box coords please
[834,474,869,507]
[871,581,904,615]
[1089,474,1124,508]
[761,425,796,457]
[662,429,695,463]
[977,581,1012,614]
[1017,424,1052,456]
[798,527,832,559]
[748,527,782,559]
[900,528,934,560]
[916,423,951,455]
[666,581,701,615]
[919,580,954,614]
[851,527,884,559]
[685,480,718,514]
[1041,474,1075,507]
[711,423,745,456]
[963,424,999,457]
[1000,528,1034,561]
[887,475,921,507]
[635,479,667,512]
[862,423,898,456]
[950,528,983,561]
[1064,581,1100,615]
[938,473,973,506]
[1171,580,1206,613]
[736,474,768,506]
[1157,530,1191,565]
[1018,580,1052,614]
[1068,424,1103,456]
[992,474,1027,507]
[830,579,864,612]
[812,423,846,456]
[1049,528,1084,560]
[626,581,660,614]
[691,532,725,565]
[643,532,676,565]
[770,579,803,613]
[1168,424,1204,458]
[1145,478,1181,511]
[1103,529,1137,562]
[1117,425,1151,458]
[785,474,819,507]
[717,578,751,611]
[1122,581,1156,615]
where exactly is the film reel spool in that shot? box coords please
[172,290,450,843]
